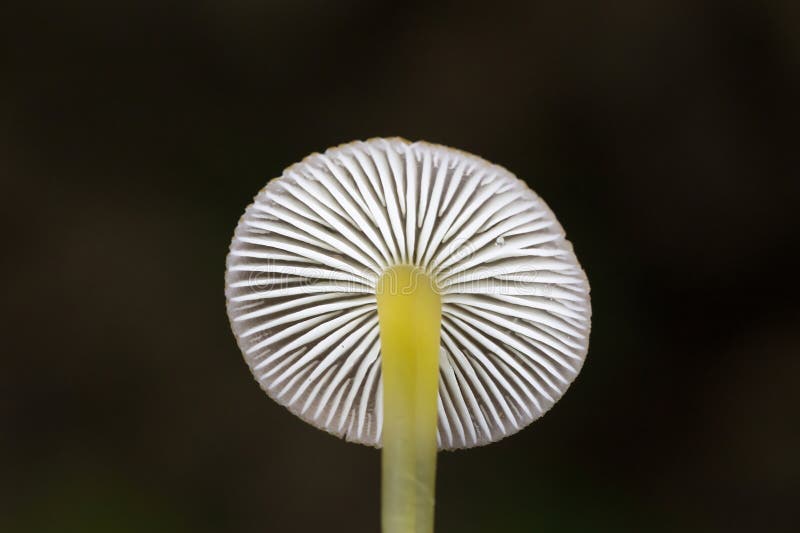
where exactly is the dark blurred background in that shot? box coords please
[3,1,799,532]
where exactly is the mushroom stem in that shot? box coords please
[377,265,442,533]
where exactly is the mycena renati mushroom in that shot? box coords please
[225,138,591,533]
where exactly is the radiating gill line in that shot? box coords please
[297,165,360,229]
[324,378,350,430]
[436,393,451,448]
[257,186,383,276]
[368,143,406,264]
[316,156,396,269]
[245,217,339,254]
[437,256,575,288]
[453,304,578,374]
[485,350,538,417]
[437,159,467,216]
[357,356,382,442]
[442,331,504,432]
[229,249,316,263]
[385,141,406,216]
[257,347,305,382]
[340,341,380,437]
[316,154,372,222]
[420,163,480,268]
[445,292,585,325]
[374,375,383,443]
[228,275,307,288]
[340,151,401,264]
[443,308,568,388]
[440,350,477,445]
[229,263,373,287]
[447,349,492,443]
[477,196,541,234]
[437,173,509,252]
[240,297,375,338]
[417,148,433,231]
[274,176,388,274]
[415,153,449,268]
[441,325,520,427]
[231,281,372,303]
[434,214,544,280]
[315,323,380,421]
[248,312,338,359]
[403,144,418,263]
[269,308,376,387]
[289,315,379,407]
[443,313,552,407]
[233,292,345,322]
[299,363,337,415]
[443,294,585,340]
[259,182,329,228]
[235,235,376,284]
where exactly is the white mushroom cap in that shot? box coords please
[225,138,591,449]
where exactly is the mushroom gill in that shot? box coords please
[225,138,591,450]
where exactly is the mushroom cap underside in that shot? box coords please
[225,138,591,450]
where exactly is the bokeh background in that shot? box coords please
[4,1,799,532]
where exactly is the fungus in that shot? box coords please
[225,138,591,532]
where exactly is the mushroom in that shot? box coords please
[225,138,591,533]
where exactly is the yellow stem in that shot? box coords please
[376,265,442,533]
